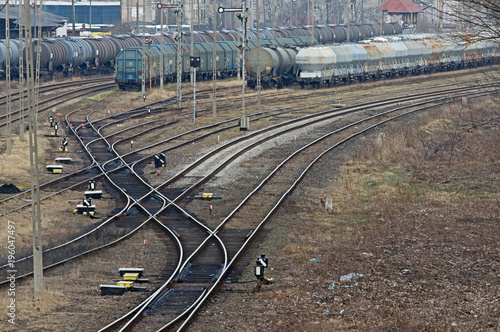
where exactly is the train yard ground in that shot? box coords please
[0,66,499,331]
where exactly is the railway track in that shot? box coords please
[98,83,497,331]
[1,79,496,274]
[0,70,497,330]
[0,77,114,106]
[0,80,116,128]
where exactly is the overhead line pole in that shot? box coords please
[160,5,164,90]
[218,5,249,129]
[176,2,183,108]
[19,0,25,141]
[6,0,12,155]
[212,0,217,116]
[141,0,145,96]
[256,0,261,109]
[24,0,44,296]
[190,0,194,85]
[72,0,75,35]
[157,2,183,107]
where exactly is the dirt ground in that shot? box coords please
[1,72,498,331]
[188,97,500,331]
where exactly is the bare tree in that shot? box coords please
[415,0,500,42]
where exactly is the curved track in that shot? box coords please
[0,69,497,330]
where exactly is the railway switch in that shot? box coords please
[49,115,54,127]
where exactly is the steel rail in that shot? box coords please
[1,83,494,288]
[2,81,495,265]
[0,82,116,127]
[172,88,498,331]
[0,77,113,103]
[111,86,497,331]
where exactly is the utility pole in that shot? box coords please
[218,5,249,130]
[90,0,92,30]
[24,0,44,296]
[380,0,383,35]
[212,0,217,116]
[141,0,146,96]
[256,0,261,109]
[241,6,248,119]
[190,0,194,85]
[136,0,139,33]
[272,0,275,38]
[311,0,315,45]
[160,5,164,90]
[176,3,183,108]
[347,0,350,42]
[6,0,12,155]
[157,1,183,107]
[72,0,76,36]
[19,0,25,141]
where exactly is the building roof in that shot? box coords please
[381,0,424,14]
[1,5,67,28]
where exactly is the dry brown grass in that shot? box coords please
[201,95,500,331]
[0,135,54,190]
[0,286,68,324]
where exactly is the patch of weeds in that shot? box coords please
[87,88,120,101]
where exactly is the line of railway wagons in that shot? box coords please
[114,23,404,89]
[1,22,402,79]
[293,35,500,88]
[114,32,499,91]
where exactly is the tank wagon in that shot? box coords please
[1,22,402,79]
[0,40,21,77]
[244,41,301,89]
[295,35,499,88]
[115,37,312,90]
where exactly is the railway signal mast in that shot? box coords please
[218,5,250,130]
[157,2,184,108]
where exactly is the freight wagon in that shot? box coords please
[1,22,402,79]
[294,35,499,88]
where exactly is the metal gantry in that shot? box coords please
[157,2,183,108]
